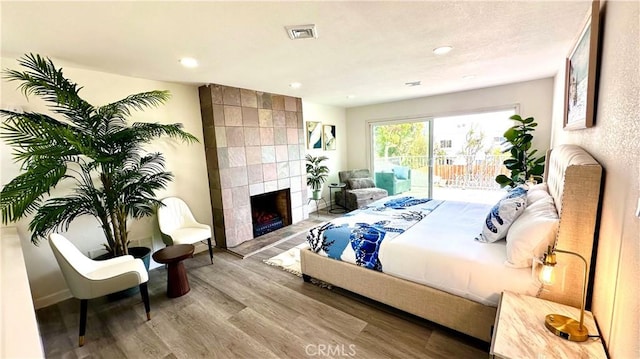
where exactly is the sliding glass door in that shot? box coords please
[370,108,515,203]
[371,120,432,197]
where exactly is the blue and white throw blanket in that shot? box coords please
[307,196,441,271]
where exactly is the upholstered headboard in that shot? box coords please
[541,144,602,308]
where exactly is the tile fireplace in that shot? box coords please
[198,84,308,248]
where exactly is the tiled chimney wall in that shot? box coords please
[198,84,308,248]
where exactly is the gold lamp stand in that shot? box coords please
[544,313,589,342]
[540,247,589,342]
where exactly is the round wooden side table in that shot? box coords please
[152,244,195,298]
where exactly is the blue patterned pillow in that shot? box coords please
[476,186,527,243]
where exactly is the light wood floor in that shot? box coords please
[37,218,490,358]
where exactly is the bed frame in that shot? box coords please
[300,144,602,342]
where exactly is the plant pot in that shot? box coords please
[95,246,151,300]
[312,189,322,200]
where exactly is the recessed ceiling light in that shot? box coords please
[289,82,302,89]
[346,95,356,99]
[285,24,318,40]
[405,81,421,87]
[179,57,198,68]
[433,46,453,55]
[463,75,476,80]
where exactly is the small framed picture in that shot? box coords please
[323,125,336,151]
[306,121,322,149]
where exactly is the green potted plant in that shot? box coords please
[495,114,546,188]
[305,154,329,200]
[0,54,198,258]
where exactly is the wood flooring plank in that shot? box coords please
[35,305,78,359]
[184,274,248,316]
[212,252,369,339]
[146,304,216,358]
[96,304,171,359]
[423,331,488,359]
[354,323,436,359]
[189,266,308,326]
[227,307,312,358]
[287,275,435,339]
[284,311,387,358]
[149,301,278,359]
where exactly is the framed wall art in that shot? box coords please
[564,0,600,130]
[323,125,336,151]
[306,121,323,149]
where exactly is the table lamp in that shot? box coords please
[539,245,589,342]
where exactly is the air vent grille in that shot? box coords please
[285,24,317,40]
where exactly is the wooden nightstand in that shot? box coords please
[490,291,607,359]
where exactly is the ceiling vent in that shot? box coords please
[285,24,318,40]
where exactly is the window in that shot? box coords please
[440,140,452,148]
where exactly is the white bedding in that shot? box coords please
[379,200,540,306]
[308,196,541,307]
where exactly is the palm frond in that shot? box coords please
[0,161,67,223]
[130,152,166,176]
[130,122,199,143]
[1,113,87,163]
[1,111,68,145]
[28,194,99,244]
[3,54,95,125]
[97,91,171,118]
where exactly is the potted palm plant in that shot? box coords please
[0,54,198,258]
[305,154,329,200]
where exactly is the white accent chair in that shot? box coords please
[48,233,150,347]
[157,197,214,264]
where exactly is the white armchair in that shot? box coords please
[157,197,214,264]
[49,233,150,347]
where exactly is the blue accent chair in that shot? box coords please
[375,166,411,195]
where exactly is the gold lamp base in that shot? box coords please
[544,314,589,342]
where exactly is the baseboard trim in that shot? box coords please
[34,289,71,309]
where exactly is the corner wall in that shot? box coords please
[301,102,348,209]
[0,56,212,308]
[550,2,639,358]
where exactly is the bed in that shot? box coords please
[300,144,602,342]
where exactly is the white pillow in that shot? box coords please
[528,183,548,192]
[505,194,559,268]
[476,187,527,243]
[527,183,550,205]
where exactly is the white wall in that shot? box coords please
[550,1,639,357]
[345,78,555,169]
[0,56,212,308]
[301,101,347,210]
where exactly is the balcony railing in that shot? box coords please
[374,154,510,190]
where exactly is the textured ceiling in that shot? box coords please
[0,1,591,108]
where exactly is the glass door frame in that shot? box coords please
[366,117,434,198]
